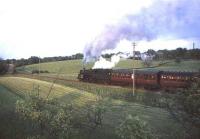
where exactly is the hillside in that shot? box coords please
[0,77,187,138]
[16,59,200,80]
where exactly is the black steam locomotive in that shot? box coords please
[78,68,198,89]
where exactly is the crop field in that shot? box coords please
[0,77,187,139]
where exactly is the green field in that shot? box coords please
[2,59,200,138]
[155,60,200,72]
[0,77,187,138]
[0,77,97,107]
[0,85,23,138]
[16,59,200,80]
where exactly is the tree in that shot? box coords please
[0,58,8,74]
[28,56,40,64]
[146,49,156,56]
[175,47,187,58]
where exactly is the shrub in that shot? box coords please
[15,89,77,139]
[15,86,107,138]
[165,78,200,138]
[0,61,8,74]
[116,114,152,139]
[175,58,181,63]
[32,70,49,74]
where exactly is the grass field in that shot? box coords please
[3,59,200,138]
[155,60,200,72]
[0,77,97,107]
[16,59,200,80]
[0,85,23,138]
[0,77,187,138]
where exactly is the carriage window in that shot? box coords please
[151,75,155,80]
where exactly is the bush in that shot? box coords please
[15,86,107,138]
[0,61,8,74]
[16,89,78,139]
[116,114,152,139]
[175,58,181,63]
[31,70,39,74]
[165,78,200,138]
[32,70,49,74]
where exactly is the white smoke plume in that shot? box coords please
[92,55,120,69]
[84,0,200,63]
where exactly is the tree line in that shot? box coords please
[102,48,200,60]
[148,48,200,60]
[0,48,200,71]
[4,53,83,67]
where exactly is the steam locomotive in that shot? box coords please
[78,68,198,89]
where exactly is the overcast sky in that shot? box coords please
[0,0,198,59]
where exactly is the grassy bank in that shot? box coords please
[0,77,187,138]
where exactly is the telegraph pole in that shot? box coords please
[193,42,195,49]
[132,42,136,96]
[39,57,40,78]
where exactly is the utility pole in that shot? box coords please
[39,57,40,78]
[132,42,136,96]
[193,42,195,49]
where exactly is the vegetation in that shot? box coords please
[6,53,83,67]
[0,85,23,139]
[116,115,152,139]
[164,78,200,138]
[15,59,200,82]
[0,59,8,74]
[0,77,187,138]
[3,48,200,70]
[155,60,200,72]
[154,48,200,60]
[0,77,97,105]
[15,88,107,139]
[1,48,200,138]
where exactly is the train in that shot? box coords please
[78,68,199,89]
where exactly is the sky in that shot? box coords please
[0,0,199,59]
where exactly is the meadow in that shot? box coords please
[16,59,200,80]
[0,77,186,139]
[1,59,200,138]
